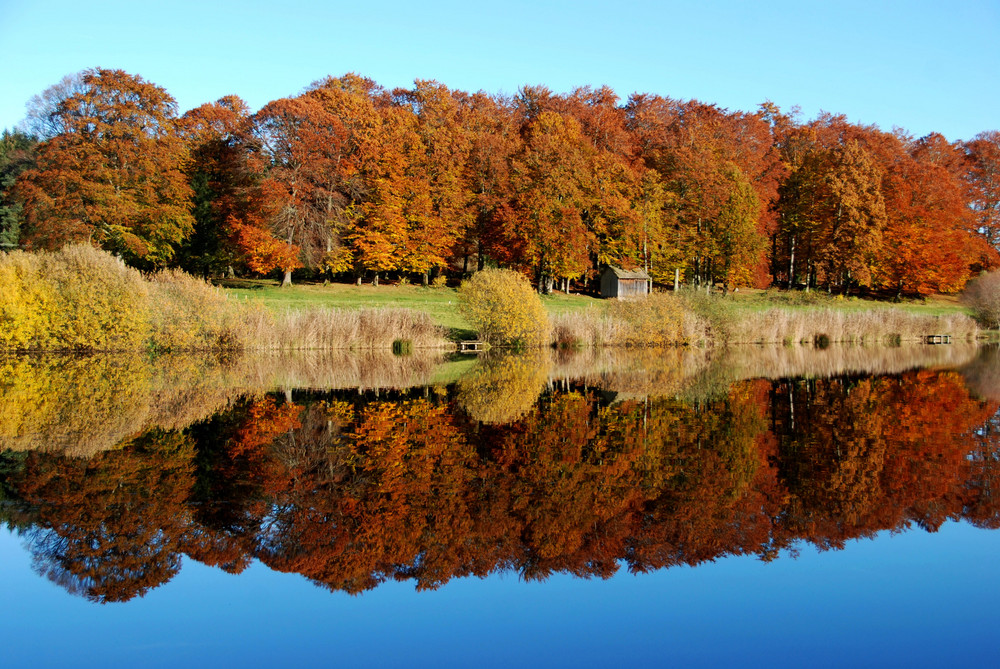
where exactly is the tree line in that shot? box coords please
[2,67,999,295]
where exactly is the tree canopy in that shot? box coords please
[5,68,997,293]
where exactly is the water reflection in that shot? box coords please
[2,345,999,603]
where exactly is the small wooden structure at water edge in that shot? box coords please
[600,266,652,299]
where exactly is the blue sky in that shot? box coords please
[1,0,998,141]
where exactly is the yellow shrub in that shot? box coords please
[0,252,55,350]
[458,268,550,347]
[147,269,241,350]
[41,244,151,351]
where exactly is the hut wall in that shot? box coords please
[619,279,648,297]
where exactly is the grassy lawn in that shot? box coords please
[220,279,606,338]
[220,279,974,340]
[699,287,973,317]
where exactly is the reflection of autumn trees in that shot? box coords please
[3,371,1000,602]
[772,371,999,548]
[12,430,196,603]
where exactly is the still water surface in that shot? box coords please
[1,345,998,667]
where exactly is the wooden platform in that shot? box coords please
[926,335,952,344]
[459,340,487,352]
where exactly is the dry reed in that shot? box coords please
[231,306,449,351]
[548,346,711,398]
[553,302,978,349]
[550,294,710,348]
[716,341,981,381]
[721,307,978,345]
[541,341,982,401]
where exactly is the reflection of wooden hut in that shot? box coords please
[600,266,651,299]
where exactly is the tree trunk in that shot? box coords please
[788,233,796,289]
[282,269,292,287]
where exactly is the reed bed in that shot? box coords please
[547,346,711,398]
[233,306,449,351]
[722,307,979,345]
[550,299,977,350]
[224,349,445,390]
[550,294,710,348]
[716,341,981,381]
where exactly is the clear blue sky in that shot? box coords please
[1,0,998,141]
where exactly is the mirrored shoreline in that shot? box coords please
[2,343,998,604]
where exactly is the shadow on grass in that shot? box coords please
[444,327,478,342]
[213,278,270,291]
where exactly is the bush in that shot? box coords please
[0,245,150,351]
[962,271,1000,329]
[458,268,550,347]
[0,251,53,350]
[45,244,152,351]
[147,269,240,351]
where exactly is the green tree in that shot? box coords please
[0,129,37,249]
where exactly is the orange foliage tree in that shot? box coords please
[964,131,1000,252]
[15,68,194,267]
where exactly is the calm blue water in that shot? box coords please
[2,520,996,668]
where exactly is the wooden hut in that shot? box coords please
[600,266,651,299]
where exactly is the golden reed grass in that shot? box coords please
[544,342,982,400]
[722,307,979,345]
[550,294,711,348]
[235,306,449,351]
[550,300,978,349]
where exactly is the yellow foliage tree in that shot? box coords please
[457,268,550,347]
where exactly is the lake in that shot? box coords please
[1,344,998,667]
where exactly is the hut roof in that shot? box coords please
[603,266,650,280]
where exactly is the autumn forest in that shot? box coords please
[2,68,999,295]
